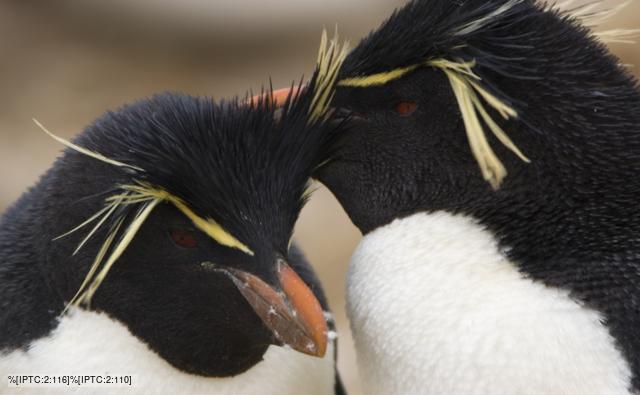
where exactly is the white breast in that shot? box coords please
[1,308,335,395]
[347,211,632,395]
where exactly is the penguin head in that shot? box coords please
[310,0,639,234]
[37,58,343,377]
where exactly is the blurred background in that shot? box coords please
[1,1,638,393]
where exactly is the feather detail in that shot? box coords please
[338,65,419,88]
[66,216,125,310]
[453,0,525,36]
[34,119,144,172]
[76,199,160,306]
[311,29,349,123]
[429,58,529,189]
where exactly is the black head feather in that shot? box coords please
[342,0,534,80]
[79,88,324,255]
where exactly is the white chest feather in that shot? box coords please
[347,212,632,395]
[0,309,335,395]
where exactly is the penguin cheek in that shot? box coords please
[210,271,277,346]
[163,273,275,376]
[316,158,386,234]
[182,275,274,375]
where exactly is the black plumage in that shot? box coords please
[316,0,640,391]
[0,74,344,392]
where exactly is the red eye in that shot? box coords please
[394,101,418,116]
[170,229,197,249]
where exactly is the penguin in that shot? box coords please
[0,34,348,395]
[311,1,640,394]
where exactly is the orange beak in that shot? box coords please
[221,259,328,357]
[246,87,303,108]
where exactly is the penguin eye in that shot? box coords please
[394,101,418,117]
[169,229,198,249]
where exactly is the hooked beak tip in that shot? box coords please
[277,259,329,357]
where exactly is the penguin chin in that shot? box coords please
[142,320,276,378]
[176,342,272,378]
[315,159,390,235]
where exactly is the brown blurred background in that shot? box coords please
[1,1,638,394]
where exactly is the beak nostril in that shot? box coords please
[200,261,218,271]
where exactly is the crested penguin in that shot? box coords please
[0,36,348,394]
[313,1,640,394]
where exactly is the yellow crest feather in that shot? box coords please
[34,119,144,172]
[310,29,349,122]
[338,65,419,88]
[76,200,160,306]
[114,183,254,256]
